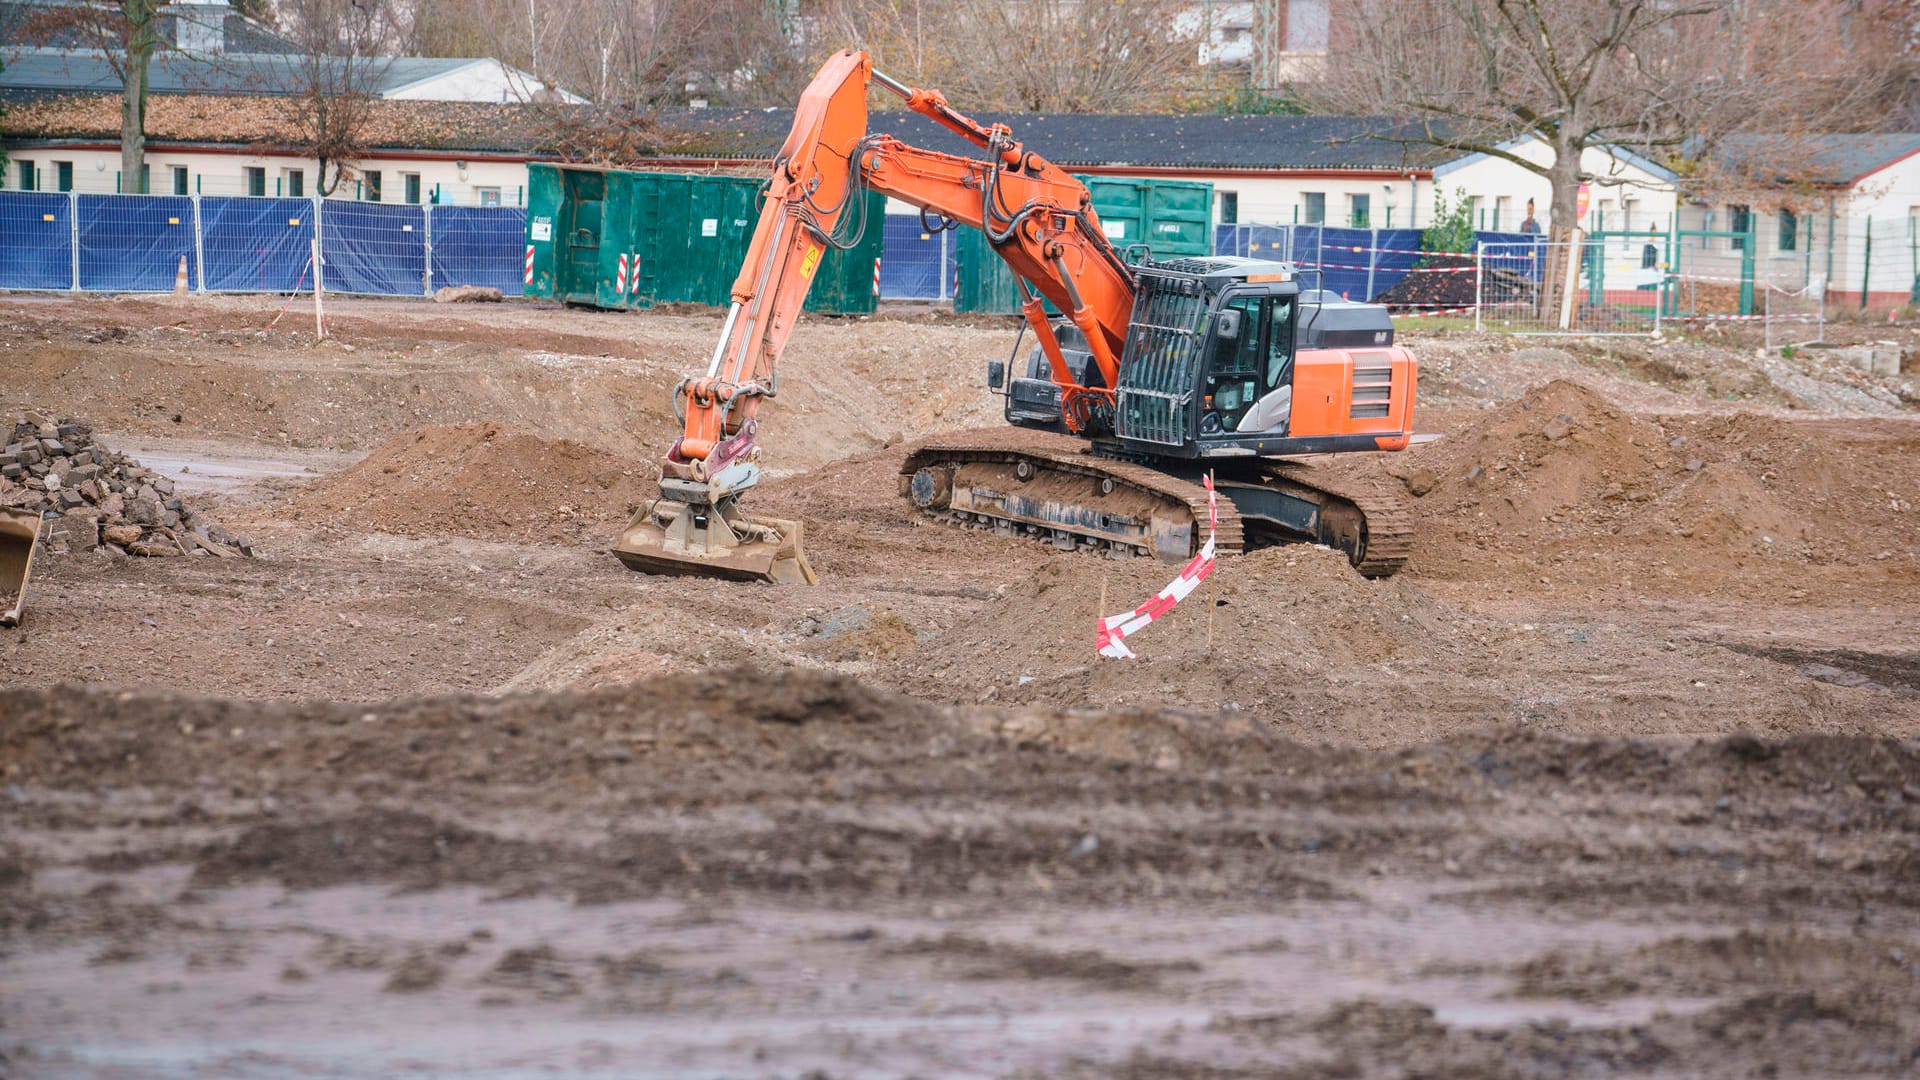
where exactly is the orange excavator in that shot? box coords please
[614,50,1417,585]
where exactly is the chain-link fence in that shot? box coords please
[0,190,527,297]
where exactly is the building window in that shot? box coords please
[476,187,502,207]
[402,172,421,204]
[285,169,305,198]
[1778,210,1797,252]
[1730,204,1750,250]
[55,161,73,192]
[17,161,35,191]
[1302,192,1325,224]
[245,166,266,197]
[363,170,382,202]
[139,164,150,194]
[172,165,189,195]
[1218,190,1238,225]
[1492,196,1510,232]
[1622,198,1637,231]
[1348,193,1370,228]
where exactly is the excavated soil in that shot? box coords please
[282,422,657,543]
[3,295,1919,1076]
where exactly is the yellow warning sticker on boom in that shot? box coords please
[799,241,823,280]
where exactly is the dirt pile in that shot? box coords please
[1370,253,1484,310]
[0,412,252,557]
[282,422,657,542]
[897,545,1475,710]
[1396,379,1920,593]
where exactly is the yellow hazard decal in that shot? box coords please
[799,241,823,280]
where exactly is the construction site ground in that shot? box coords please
[3,294,1918,1078]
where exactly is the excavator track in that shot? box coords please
[900,433,1412,576]
[900,438,1245,561]
[1250,460,1413,578]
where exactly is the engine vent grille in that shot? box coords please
[1350,350,1394,419]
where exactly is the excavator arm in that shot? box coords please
[616,49,1140,584]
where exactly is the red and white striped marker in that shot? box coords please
[630,254,641,293]
[523,245,535,285]
[1096,475,1217,659]
[616,253,629,294]
[873,257,882,297]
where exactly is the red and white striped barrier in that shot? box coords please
[873,257,882,297]
[1389,304,1481,319]
[1301,261,1478,275]
[616,253,629,294]
[1321,243,1482,260]
[1096,475,1217,659]
[523,245,535,285]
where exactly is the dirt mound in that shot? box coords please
[282,422,656,542]
[896,545,1474,712]
[1397,379,1920,597]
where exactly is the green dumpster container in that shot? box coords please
[954,175,1214,314]
[524,163,881,315]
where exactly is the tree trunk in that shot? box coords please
[1538,139,1583,322]
[119,0,158,194]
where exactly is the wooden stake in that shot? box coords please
[1206,469,1216,648]
[311,237,326,341]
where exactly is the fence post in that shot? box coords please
[1365,228,1378,302]
[1861,215,1872,310]
[422,204,434,297]
[1473,240,1484,332]
[69,192,80,291]
[191,194,206,292]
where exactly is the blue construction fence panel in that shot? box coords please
[429,206,527,296]
[201,197,315,292]
[880,214,953,300]
[1212,223,1290,260]
[0,192,75,289]
[1477,232,1548,285]
[321,201,426,296]
[77,194,196,291]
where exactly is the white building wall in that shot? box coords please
[1842,150,1920,300]
[1433,141,1678,233]
[2,145,532,205]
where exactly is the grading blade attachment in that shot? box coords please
[613,498,816,586]
[0,507,44,627]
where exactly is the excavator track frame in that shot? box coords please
[900,439,1410,577]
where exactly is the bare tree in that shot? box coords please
[19,0,167,191]
[1300,0,1873,239]
[817,0,1215,112]
[271,0,404,195]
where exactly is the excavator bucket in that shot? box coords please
[613,500,817,585]
[0,507,43,628]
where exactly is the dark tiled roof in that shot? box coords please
[1712,133,1920,185]
[0,48,502,99]
[655,107,1452,172]
[0,93,550,154]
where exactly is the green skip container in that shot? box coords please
[524,163,883,315]
[955,175,1214,314]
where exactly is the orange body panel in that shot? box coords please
[1284,345,1418,441]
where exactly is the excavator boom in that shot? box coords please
[616,49,1147,583]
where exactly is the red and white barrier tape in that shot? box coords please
[1096,475,1217,659]
[1319,243,1483,260]
[1389,304,1481,319]
[1299,261,1478,275]
[873,257,882,297]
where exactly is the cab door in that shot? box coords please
[1202,294,1294,435]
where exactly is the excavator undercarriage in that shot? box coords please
[899,436,1411,577]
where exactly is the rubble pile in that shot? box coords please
[0,413,252,558]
